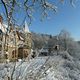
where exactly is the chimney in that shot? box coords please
[0,15,3,24]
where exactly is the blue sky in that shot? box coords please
[0,0,80,41]
[29,0,80,41]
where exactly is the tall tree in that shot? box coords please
[58,29,72,51]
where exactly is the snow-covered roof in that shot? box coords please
[40,48,48,53]
[0,22,7,33]
[17,41,24,45]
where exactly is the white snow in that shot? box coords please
[0,51,80,80]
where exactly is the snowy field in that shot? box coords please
[0,51,80,80]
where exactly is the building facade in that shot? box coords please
[0,15,32,61]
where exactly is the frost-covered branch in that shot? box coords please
[0,0,76,28]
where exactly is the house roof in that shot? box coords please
[0,23,7,33]
[39,48,48,53]
[16,31,25,41]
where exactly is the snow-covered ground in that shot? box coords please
[0,51,80,80]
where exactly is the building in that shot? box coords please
[0,15,32,61]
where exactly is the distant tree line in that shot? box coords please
[32,30,80,59]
